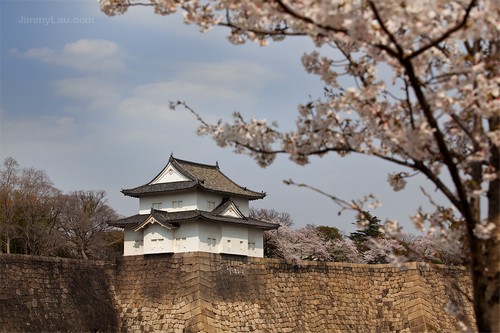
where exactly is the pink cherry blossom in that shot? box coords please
[100,1,500,330]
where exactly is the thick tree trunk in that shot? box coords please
[471,114,500,332]
[480,115,500,332]
[468,185,499,333]
[470,237,499,332]
[480,235,500,333]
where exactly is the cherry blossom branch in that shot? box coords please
[173,99,461,209]
[100,0,500,329]
[368,1,404,57]
[219,21,306,38]
[406,0,477,61]
[173,99,461,217]
[449,113,480,147]
[169,100,211,128]
[282,178,376,216]
[413,161,461,209]
[403,78,416,130]
[400,39,484,324]
[403,60,471,218]
[274,0,348,35]
[334,42,370,88]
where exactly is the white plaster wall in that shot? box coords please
[136,190,250,215]
[123,228,144,256]
[195,192,223,211]
[139,194,167,214]
[221,224,248,256]
[123,222,265,257]
[139,192,197,214]
[248,228,265,258]
[232,197,250,217]
[173,221,199,253]
[198,222,221,253]
[143,223,174,254]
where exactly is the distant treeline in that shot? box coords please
[253,208,465,265]
[0,157,122,259]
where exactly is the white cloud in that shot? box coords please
[55,116,75,128]
[53,77,121,109]
[18,39,127,73]
[178,61,279,87]
[23,47,55,59]
[118,84,196,125]
[131,80,249,104]
[1,115,80,158]
[120,60,278,118]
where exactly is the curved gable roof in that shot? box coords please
[173,157,265,198]
[122,156,266,200]
[211,198,245,219]
[108,209,279,230]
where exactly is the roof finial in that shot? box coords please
[170,152,174,160]
[215,160,219,169]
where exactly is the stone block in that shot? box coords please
[0,253,476,333]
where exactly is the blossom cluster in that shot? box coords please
[99,0,499,262]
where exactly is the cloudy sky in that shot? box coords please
[0,0,439,234]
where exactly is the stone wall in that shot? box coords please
[0,253,475,332]
[0,254,117,332]
[113,253,475,332]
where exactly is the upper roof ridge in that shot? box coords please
[171,155,218,170]
[124,155,265,200]
[172,157,265,197]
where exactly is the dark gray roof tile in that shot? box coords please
[108,209,279,230]
[121,156,265,200]
[109,214,146,228]
[122,181,196,197]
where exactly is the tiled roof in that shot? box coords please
[108,209,279,230]
[121,181,196,197]
[121,156,265,200]
[134,210,180,231]
[109,214,146,228]
[210,198,244,218]
[210,198,234,216]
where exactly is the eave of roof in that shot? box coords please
[108,209,279,230]
[108,214,146,228]
[121,156,266,200]
[134,211,180,231]
[121,181,197,197]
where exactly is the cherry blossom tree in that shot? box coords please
[263,223,332,263]
[251,208,332,261]
[250,207,293,227]
[403,233,466,265]
[250,207,293,258]
[348,212,405,263]
[99,1,499,330]
[329,237,365,263]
